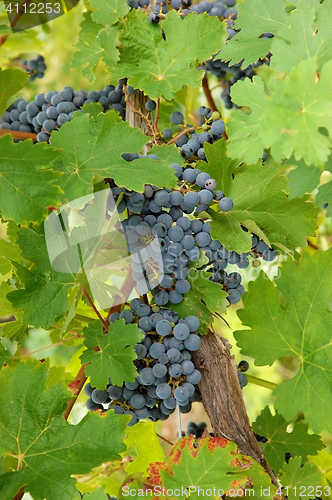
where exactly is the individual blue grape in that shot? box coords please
[139,316,152,331]
[180,235,195,250]
[174,386,189,402]
[43,119,56,133]
[182,360,195,375]
[227,289,242,304]
[181,144,194,159]
[86,398,103,411]
[136,303,151,317]
[37,131,50,142]
[135,407,149,419]
[205,178,218,191]
[176,217,191,231]
[155,290,169,306]
[182,168,198,184]
[169,191,183,206]
[134,344,147,359]
[169,206,183,221]
[183,382,195,397]
[168,225,184,242]
[153,363,168,378]
[156,383,172,399]
[197,148,206,160]
[146,99,156,111]
[130,393,146,409]
[173,323,190,340]
[198,189,213,204]
[167,347,181,362]
[149,342,166,359]
[156,319,172,336]
[190,219,203,233]
[184,334,201,351]
[184,316,200,332]
[211,119,225,135]
[154,189,170,206]
[107,386,123,399]
[196,172,210,188]
[169,290,183,304]
[263,249,277,261]
[152,222,167,237]
[125,410,138,426]
[195,231,211,247]
[91,389,109,404]
[160,275,174,289]
[163,128,173,138]
[238,360,249,372]
[186,369,201,384]
[139,367,156,385]
[219,197,233,212]
[214,190,224,201]
[184,191,199,207]
[168,363,183,378]
[84,382,94,396]
[164,396,176,409]
[119,310,134,324]
[125,380,139,390]
[170,111,184,125]
[175,279,191,294]
[149,11,160,23]
[169,337,184,351]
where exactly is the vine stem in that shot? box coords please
[166,126,200,146]
[0,129,38,141]
[153,98,160,134]
[202,75,217,112]
[246,374,277,391]
[17,334,82,358]
[0,0,32,47]
[82,287,109,331]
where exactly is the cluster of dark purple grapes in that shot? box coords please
[0,80,127,141]
[161,107,226,161]
[109,151,276,307]
[21,55,47,81]
[133,0,237,25]
[85,299,202,426]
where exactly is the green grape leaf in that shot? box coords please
[149,143,184,166]
[72,13,119,83]
[228,58,332,168]
[315,180,332,217]
[91,0,130,25]
[51,108,177,202]
[6,228,76,329]
[0,360,128,500]
[234,249,332,433]
[309,450,332,488]
[125,422,164,476]
[269,3,332,74]
[218,0,289,68]
[146,436,276,500]
[171,255,228,335]
[0,282,28,342]
[252,406,323,473]
[201,141,316,253]
[286,159,321,199]
[0,135,63,225]
[0,342,11,370]
[76,488,109,499]
[0,68,28,118]
[0,239,21,277]
[111,10,227,100]
[279,458,323,500]
[80,319,144,389]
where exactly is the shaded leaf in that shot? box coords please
[0,68,28,118]
[252,406,323,473]
[235,249,332,433]
[0,360,128,500]
[125,422,164,476]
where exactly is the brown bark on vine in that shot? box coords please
[191,331,280,488]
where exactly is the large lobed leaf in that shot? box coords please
[124,422,164,477]
[80,319,144,389]
[279,457,323,500]
[252,406,323,473]
[228,58,332,168]
[51,106,178,202]
[6,228,77,329]
[110,9,227,100]
[146,436,276,500]
[0,135,62,225]
[0,360,128,500]
[199,141,317,253]
[219,0,331,71]
[234,249,332,433]
[71,13,119,82]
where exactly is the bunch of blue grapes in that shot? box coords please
[20,55,47,81]
[84,299,203,426]
[0,80,127,142]
[161,107,226,161]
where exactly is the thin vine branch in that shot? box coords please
[166,126,200,146]
[0,0,32,47]
[202,75,217,112]
[153,98,160,134]
[0,129,38,141]
[246,374,277,391]
[82,287,109,331]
